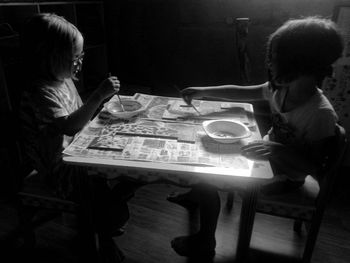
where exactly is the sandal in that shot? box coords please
[171,234,216,258]
[166,191,198,209]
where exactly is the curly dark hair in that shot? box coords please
[266,16,344,87]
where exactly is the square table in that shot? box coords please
[63,93,274,261]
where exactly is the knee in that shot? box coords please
[194,185,219,203]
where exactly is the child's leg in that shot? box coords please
[110,177,144,202]
[70,173,131,237]
[259,173,305,196]
[167,188,199,209]
[197,184,221,238]
[108,179,144,235]
[171,184,220,257]
[64,167,127,261]
[269,159,306,183]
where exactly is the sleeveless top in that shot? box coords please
[262,84,338,146]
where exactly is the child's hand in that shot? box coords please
[97,75,120,100]
[181,87,204,105]
[241,140,284,160]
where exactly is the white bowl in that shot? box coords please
[104,99,146,119]
[202,119,251,143]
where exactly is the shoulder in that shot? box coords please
[298,89,337,141]
[33,80,61,97]
[25,81,68,112]
[35,79,77,101]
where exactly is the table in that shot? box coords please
[63,93,274,261]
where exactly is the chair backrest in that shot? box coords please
[315,124,347,210]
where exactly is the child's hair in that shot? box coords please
[21,13,82,84]
[266,16,344,86]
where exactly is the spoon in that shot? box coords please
[173,85,201,115]
[109,72,125,111]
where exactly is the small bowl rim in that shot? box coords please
[104,99,146,118]
[202,119,251,142]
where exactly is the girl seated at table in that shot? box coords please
[19,13,135,261]
[169,16,344,257]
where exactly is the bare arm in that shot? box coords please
[55,76,120,136]
[181,82,269,105]
[242,136,334,179]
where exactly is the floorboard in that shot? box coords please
[0,182,350,263]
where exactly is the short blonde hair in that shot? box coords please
[21,13,82,83]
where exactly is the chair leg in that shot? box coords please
[226,192,235,211]
[98,235,125,263]
[235,187,258,262]
[16,205,38,249]
[293,219,303,234]
[75,206,125,263]
[302,214,324,263]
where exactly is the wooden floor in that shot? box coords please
[1,181,350,263]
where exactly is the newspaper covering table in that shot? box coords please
[63,93,261,175]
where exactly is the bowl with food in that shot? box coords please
[104,99,146,119]
[202,119,251,143]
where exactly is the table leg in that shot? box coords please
[235,185,258,262]
[76,173,100,262]
[76,173,125,263]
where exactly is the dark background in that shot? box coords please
[0,0,348,196]
[104,0,336,94]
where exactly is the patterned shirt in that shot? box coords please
[20,78,83,198]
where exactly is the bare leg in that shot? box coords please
[171,184,220,257]
[167,188,199,209]
[195,184,220,238]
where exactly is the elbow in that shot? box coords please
[61,126,80,137]
[57,117,82,137]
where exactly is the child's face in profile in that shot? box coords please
[70,34,84,79]
[268,44,294,87]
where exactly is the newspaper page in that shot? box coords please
[63,93,252,170]
[133,93,253,126]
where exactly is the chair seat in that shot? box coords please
[256,175,320,221]
[18,170,78,213]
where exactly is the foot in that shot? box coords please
[166,191,198,209]
[109,200,130,237]
[171,234,216,258]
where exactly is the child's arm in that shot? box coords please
[241,138,332,179]
[181,82,268,105]
[55,76,120,136]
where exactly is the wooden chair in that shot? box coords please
[245,124,347,263]
[7,99,124,263]
[0,55,123,261]
[13,167,78,246]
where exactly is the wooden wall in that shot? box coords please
[104,0,336,94]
